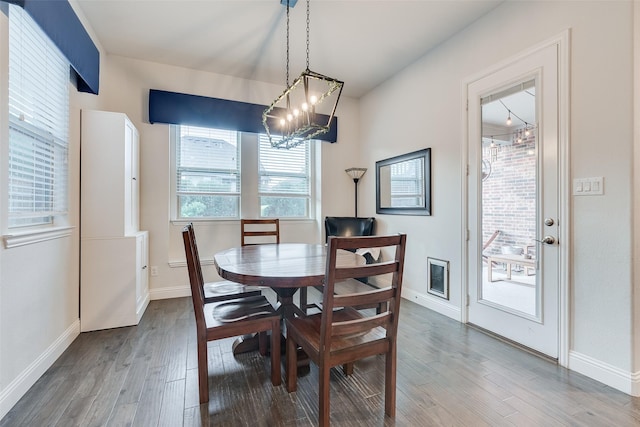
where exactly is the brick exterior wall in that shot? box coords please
[482,135,536,257]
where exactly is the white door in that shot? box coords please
[467,40,565,359]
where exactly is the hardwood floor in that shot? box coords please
[2,291,639,426]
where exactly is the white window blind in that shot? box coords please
[8,5,70,228]
[176,125,240,219]
[258,135,310,218]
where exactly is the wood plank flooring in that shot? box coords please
[2,290,639,426]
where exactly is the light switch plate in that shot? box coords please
[573,177,604,196]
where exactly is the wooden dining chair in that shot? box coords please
[299,216,377,314]
[182,226,281,404]
[184,223,262,304]
[240,218,280,246]
[285,234,407,426]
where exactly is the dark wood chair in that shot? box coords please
[241,218,280,246]
[185,223,262,303]
[285,234,407,426]
[193,220,280,303]
[182,225,281,404]
[300,216,380,314]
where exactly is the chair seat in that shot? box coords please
[287,308,386,359]
[208,295,277,324]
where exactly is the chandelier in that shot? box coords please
[262,0,344,149]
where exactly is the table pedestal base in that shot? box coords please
[232,287,309,369]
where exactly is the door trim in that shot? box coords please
[461,30,570,367]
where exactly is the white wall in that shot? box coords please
[359,0,637,393]
[98,55,361,299]
[0,3,106,417]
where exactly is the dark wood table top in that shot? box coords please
[213,243,364,289]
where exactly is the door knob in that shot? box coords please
[541,235,556,245]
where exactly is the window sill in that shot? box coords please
[170,218,317,225]
[168,258,215,268]
[3,226,75,249]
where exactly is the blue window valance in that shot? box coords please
[4,0,100,94]
[149,89,337,143]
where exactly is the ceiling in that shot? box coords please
[74,0,503,99]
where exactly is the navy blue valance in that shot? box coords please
[5,0,100,94]
[149,89,337,143]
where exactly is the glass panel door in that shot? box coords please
[480,82,538,317]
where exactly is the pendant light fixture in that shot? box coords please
[262,0,344,149]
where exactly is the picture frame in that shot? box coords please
[376,148,431,216]
[427,257,449,300]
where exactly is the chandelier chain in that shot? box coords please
[286,0,290,86]
[306,0,310,69]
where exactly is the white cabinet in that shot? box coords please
[80,110,149,332]
[81,232,149,332]
[81,110,140,237]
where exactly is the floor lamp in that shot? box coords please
[345,167,367,217]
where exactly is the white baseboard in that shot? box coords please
[0,319,80,420]
[569,350,640,396]
[136,292,151,323]
[149,285,190,300]
[402,287,461,321]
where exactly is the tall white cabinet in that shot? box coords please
[80,110,149,332]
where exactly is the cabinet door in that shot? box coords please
[135,232,149,311]
[124,119,140,234]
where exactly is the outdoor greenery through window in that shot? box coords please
[8,5,70,228]
[175,126,240,219]
[173,125,312,220]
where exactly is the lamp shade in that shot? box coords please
[345,167,367,181]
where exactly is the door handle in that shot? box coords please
[540,235,556,245]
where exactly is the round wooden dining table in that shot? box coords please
[213,243,364,319]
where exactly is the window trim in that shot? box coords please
[2,225,74,249]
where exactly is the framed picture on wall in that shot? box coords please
[427,257,449,300]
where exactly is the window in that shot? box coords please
[172,126,313,220]
[258,134,310,218]
[174,126,240,219]
[7,5,70,228]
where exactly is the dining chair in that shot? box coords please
[240,218,280,246]
[300,216,378,314]
[182,226,281,404]
[285,234,407,426]
[184,224,262,304]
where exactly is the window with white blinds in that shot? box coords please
[175,125,240,219]
[8,5,70,228]
[172,126,314,220]
[258,135,310,218]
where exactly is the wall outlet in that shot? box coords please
[150,266,158,277]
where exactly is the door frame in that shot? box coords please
[461,30,571,367]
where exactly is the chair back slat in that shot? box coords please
[332,312,391,337]
[319,234,407,355]
[329,234,400,251]
[241,218,280,246]
[333,287,395,309]
[334,261,399,281]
